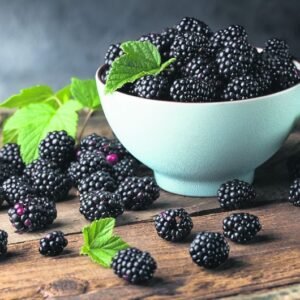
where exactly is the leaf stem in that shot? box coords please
[77,109,94,141]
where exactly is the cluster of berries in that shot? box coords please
[287,153,300,206]
[102,17,300,102]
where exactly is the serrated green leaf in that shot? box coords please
[2,128,18,144]
[105,41,176,94]
[87,218,115,246]
[56,85,71,103]
[0,86,55,108]
[71,77,101,110]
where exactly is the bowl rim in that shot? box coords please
[96,61,300,106]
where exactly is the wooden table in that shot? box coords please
[1,112,300,300]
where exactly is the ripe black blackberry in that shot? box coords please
[39,131,75,168]
[117,176,160,210]
[23,158,60,178]
[216,40,257,79]
[99,138,130,161]
[104,43,123,66]
[39,231,68,256]
[154,208,193,242]
[68,152,113,186]
[289,178,300,206]
[79,190,124,221]
[100,64,110,83]
[189,232,230,268]
[133,75,169,100]
[78,134,109,158]
[0,143,24,174]
[222,75,262,101]
[78,170,117,194]
[31,169,72,201]
[181,55,208,78]
[170,77,216,102]
[111,248,157,284]
[8,196,57,232]
[223,213,261,243]
[265,38,291,60]
[0,230,8,256]
[217,179,256,210]
[113,158,137,184]
[197,62,223,89]
[2,176,33,206]
[176,17,212,38]
[0,162,18,184]
[287,154,300,180]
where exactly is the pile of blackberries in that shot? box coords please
[102,17,300,102]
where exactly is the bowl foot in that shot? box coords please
[154,171,255,197]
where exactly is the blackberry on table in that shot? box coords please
[289,178,300,206]
[223,213,261,243]
[154,208,193,242]
[117,176,160,210]
[39,231,68,256]
[111,248,157,284]
[287,154,300,180]
[78,171,117,194]
[0,162,18,184]
[23,158,60,178]
[265,38,291,60]
[222,75,262,101]
[8,196,57,232]
[133,75,170,100]
[39,131,75,168]
[0,230,8,256]
[113,158,137,184]
[189,232,230,269]
[170,77,216,102]
[104,43,123,66]
[217,179,256,210]
[176,17,212,38]
[0,143,24,174]
[79,190,124,221]
[2,176,34,206]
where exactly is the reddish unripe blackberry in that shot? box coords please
[39,231,68,256]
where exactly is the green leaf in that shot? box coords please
[105,41,175,94]
[71,77,101,109]
[56,85,71,103]
[16,100,82,163]
[0,86,55,108]
[80,218,129,268]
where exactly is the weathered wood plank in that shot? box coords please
[1,202,300,300]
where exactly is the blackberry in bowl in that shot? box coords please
[96,17,300,196]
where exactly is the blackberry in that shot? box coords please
[0,162,18,184]
[217,179,256,210]
[189,232,230,268]
[2,176,33,206]
[104,43,123,66]
[39,131,75,168]
[223,213,261,243]
[170,77,216,102]
[117,176,160,210]
[176,17,212,38]
[223,75,262,101]
[68,152,113,186]
[289,178,300,206]
[111,248,157,284]
[79,190,124,221]
[31,169,72,201]
[78,171,117,194]
[8,196,57,232]
[99,139,130,161]
[0,143,24,174]
[197,62,223,89]
[113,158,137,184]
[100,64,110,83]
[216,40,257,79]
[287,154,300,180]
[133,75,169,100]
[181,55,208,78]
[0,230,8,256]
[78,134,109,158]
[23,158,60,178]
[154,208,193,242]
[265,38,291,60]
[39,231,68,256]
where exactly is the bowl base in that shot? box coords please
[154,171,255,197]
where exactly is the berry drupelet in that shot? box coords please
[39,231,68,256]
[111,248,157,284]
[0,143,25,174]
[154,208,193,242]
[217,179,256,210]
[289,178,300,206]
[0,230,8,256]
[223,213,261,243]
[39,131,75,168]
[189,232,230,269]
[79,190,124,221]
[117,176,160,210]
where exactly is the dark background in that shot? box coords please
[1,0,299,100]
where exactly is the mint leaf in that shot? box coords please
[105,41,175,94]
[0,86,55,108]
[80,218,129,268]
[16,100,82,163]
